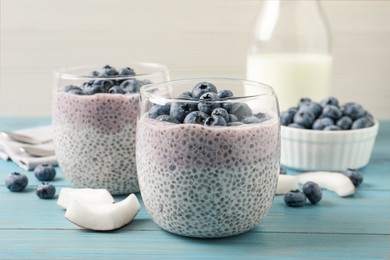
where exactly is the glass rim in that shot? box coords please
[140,77,277,104]
[54,62,169,81]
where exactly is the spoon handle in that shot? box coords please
[1,131,52,145]
[20,146,55,157]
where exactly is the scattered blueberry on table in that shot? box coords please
[148,82,270,127]
[280,97,375,130]
[343,168,364,187]
[63,65,152,95]
[284,190,307,207]
[34,164,56,181]
[302,181,322,204]
[5,172,28,192]
[36,182,56,199]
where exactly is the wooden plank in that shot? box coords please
[0,229,389,259]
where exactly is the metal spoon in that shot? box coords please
[20,146,55,157]
[1,131,52,145]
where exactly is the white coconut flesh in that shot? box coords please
[296,171,355,197]
[276,175,299,195]
[65,193,141,231]
[57,188,115,209]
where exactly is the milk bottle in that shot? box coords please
[246,0,332,111]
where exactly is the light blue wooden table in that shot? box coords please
[1,118,389,259]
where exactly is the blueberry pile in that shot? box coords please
[148,82,269,127]
[64,65,152,95]
[281,97,375,130]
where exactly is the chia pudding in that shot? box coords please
[53,92,140,194]
[136,79,281,237]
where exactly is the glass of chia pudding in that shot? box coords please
[137,78,281,238]
[53,63,169,195]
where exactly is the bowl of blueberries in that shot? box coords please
[280,97,379,171]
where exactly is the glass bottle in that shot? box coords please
[246,0,332,111]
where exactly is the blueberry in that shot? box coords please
[204,115,227,127]
[96,80,116,92]
[156,115,180,124]
[184,111,209,125]
[211,108,229,122]
[320,97,339,108]
[280,107,298,126]
[228,114,239,122]
[299,102,322,118]
[82,80,94,88]
[99,65,118,77]
[178,92,194,100]
[191,82,217,99]
[64,85,83,95]
[89,70,100,77]
[336,116,353,130]
[217,89,233,99]
[120,79,139,93]
[254,112,270,123]
[233,103,253,120]
[108,85,126,94]
[351,117,373,129]
[284,190,306,207]
[242,116,262,124]
[343,168,363,187]
[298,97,311,107]
[227,121,244,126]
[323,125,342,131]
[5,172,28,192]
[322,105,342,120]
[222,102,241,114]
[341,102,365,120]
[198,92,220,114]
[82,84,104,95]
[293,110,315,128]
[288,123,305,129]
[302,181,322,204]
[312,117,334,130]
[36,182,56,199]
[280,111,292,126]
[118,67,135,76]
[149,103,171,119]
[170,102,196,123]
[279,167,287,175]
[34,164,56,181]
[363,110,375,124]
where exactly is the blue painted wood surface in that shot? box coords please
[1,118,389,259]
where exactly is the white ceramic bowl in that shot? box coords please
[281,121,379,171]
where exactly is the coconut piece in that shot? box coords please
[276,175,299,195]
[296,171,355,197]
[65,193,140,231]
[57,188,115,209]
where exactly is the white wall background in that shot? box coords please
[1,0,390,119]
